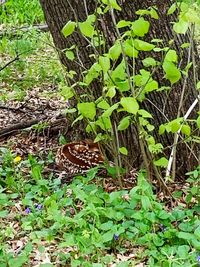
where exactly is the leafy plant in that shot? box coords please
[60,0,200,184]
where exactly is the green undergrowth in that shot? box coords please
[0,30,64,102]
[0,0,64,102]
[0,148,200,266]
[0,0,43,25]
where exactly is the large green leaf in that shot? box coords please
[62,20,76,37]
[131,17,150,37]
[102,103,119,117]
[154,157,168,167]
[60,85,74,100]
[109,42,121,60]
[102,0,121,10]
[163,61,181,84]
[118,116,130,131]
[111,60,126,81]
[119,147,128,155]
[79,21,94,37]
[77,102,96,120]
[120,97,139,115]
[134,39,155,51]
[99,55,110,73]
[173,19,189,34]
[164,49,178,63]
[84,62,102,85]
[124,39,138,58]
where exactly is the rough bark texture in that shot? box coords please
[39,0,199,178]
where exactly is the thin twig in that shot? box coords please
[166,95,200,178]
[0,55,19,72]
[165,24,195,179]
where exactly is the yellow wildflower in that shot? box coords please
[14,156,22,163]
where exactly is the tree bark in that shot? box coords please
[39,0,199,178]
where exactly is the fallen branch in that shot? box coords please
[0,24,49,37]
[0,118,44,138]
[0,48,34,72]
[0,115,68,139]
[0,104,27,113]
[0,55,20,72]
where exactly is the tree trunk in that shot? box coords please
[39,0,199,178]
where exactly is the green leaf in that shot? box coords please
[102,103,119,117]
[177,231,194,241]
[102,231,114,242]
[194,226,200,239]
[124,40,138,58]
[181,125,191,136]
[102,0,121,10]
[197,116,200,129]
[62,20,76,37]
[106,86,116,98]
[100,221,114,230]
[150,8,159,19]
[136,8,159,19]
[173,19,189,34]
[77,102,96,120]
[79,21,94,37]
[97,100,110,109]
[149,143,163,154]
[192,239,200,249]
[8,256,28,267]
[86,122,97,133]
[117,20,131,28]
[118,116,130,131]
[60,85,74,100]
[164,49,178,63]
[109,42,121,60]
[167,3,177,15]
[62,233,75,246]
[142,57,156,67]
[111,60,126,81]
[131,17,150,37]
[0,210,9,218]
[163,61,181,84]
[134,39,155,51]
[65,50,75,61]
[108,42,122,60]
[181,43,190,49]
[141,196,151,210]
[120,97,139,115]
[84,62,102,85]
[116,80,129,92]
[154,157,168,167]
[96,116,112,130]
[65,108,77,114]
[196,81,200,90]
[31,165,42,180]
[99,55,110,73]
[119,147,128,155]
[170,120,181,133]
[138,109,153,118]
